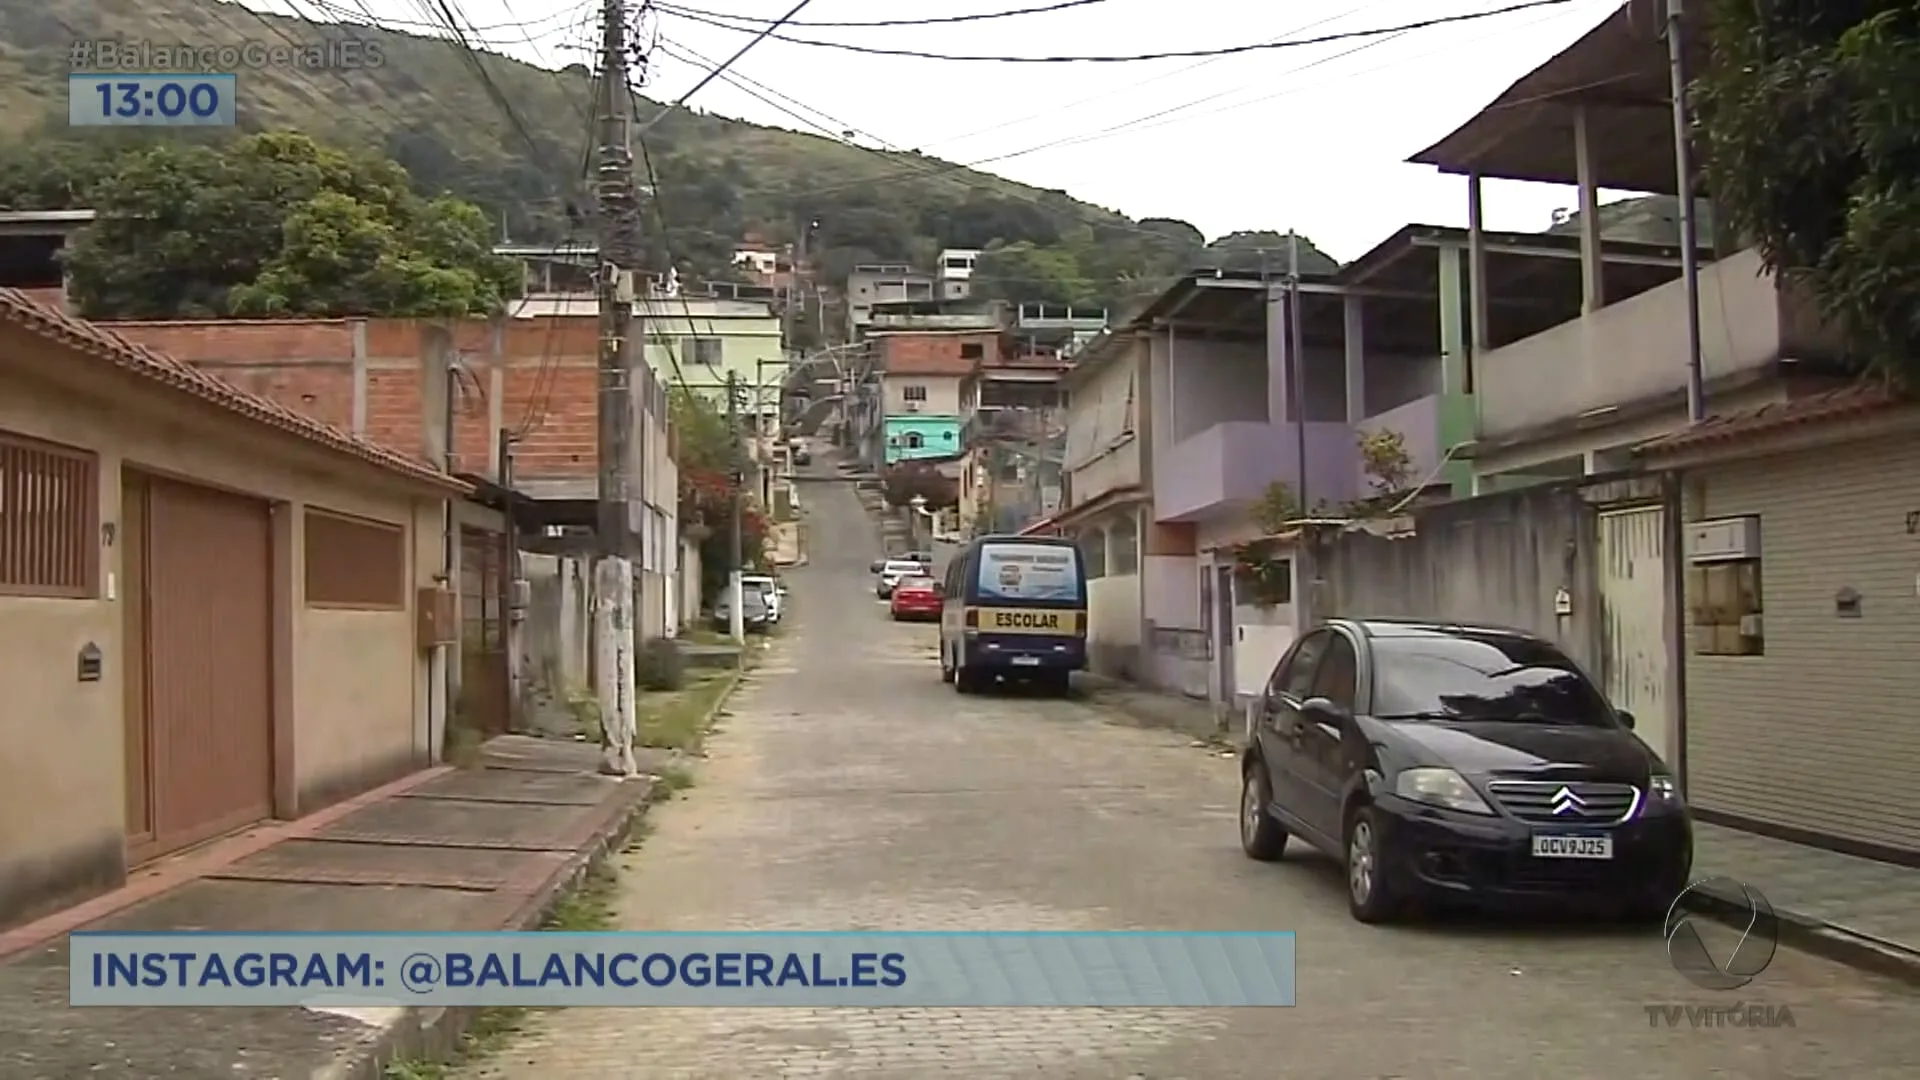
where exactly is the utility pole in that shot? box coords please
[725,371,746,643]
[1286,229,1310,516]
[1664,0,1707,423]
[593,0,640,778]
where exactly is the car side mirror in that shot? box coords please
[1301,696,1350,723]
[869,559,884,573]
[930,583,944,597]
[1616,709,1636,730]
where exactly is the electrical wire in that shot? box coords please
[659,0,1575,63]
[635,0,818,136]
[652,0,1111,29]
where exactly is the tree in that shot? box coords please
[882,461,959,510]
[59,132,520,319]
[667,387,767,601]
[1198,231,1339,275]
[971,241,1101,307]
[1692,2,1915,380]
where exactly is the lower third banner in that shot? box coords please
[71,930,1297,1007]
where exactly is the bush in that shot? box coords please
[636,636,687,692]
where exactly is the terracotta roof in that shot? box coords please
[1636,382,1904,456]
[0,290,469,493]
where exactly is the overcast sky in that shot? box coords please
[262,0,1630,261]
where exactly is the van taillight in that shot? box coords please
[963,608,978,628]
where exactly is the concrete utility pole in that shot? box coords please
[1286,230,1310,515]
[1664,0,1707,423]
[725,370,747,643]
[593,0,640,778]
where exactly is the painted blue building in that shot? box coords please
[884,415,963,463]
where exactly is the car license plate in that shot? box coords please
[1010,656,1041,667]
[1530,834,1613,859]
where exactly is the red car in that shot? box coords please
[889,576,941,621]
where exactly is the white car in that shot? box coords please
[873,558,928,599]
[741,574,785,622]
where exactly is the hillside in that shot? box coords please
[0,0,1306,314]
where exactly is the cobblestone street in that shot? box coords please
[461,471,1918,1079]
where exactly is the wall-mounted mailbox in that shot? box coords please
[416,586,458,648]
[77,643,102,683]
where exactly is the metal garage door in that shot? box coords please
[1597,506,1672,763]
[128,474,274,859]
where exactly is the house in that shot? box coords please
[869,329,986,465]
[1635,388,1920,862]
[844,264,935,339]
[1406,1,1845,492]
[0,209,96,313]
[1052,328,1166,684]
[936,248,980,300]
[1396,0,1851,774]
[957,335,1071,536]
[102,311,685,704]
[0,290,467,930]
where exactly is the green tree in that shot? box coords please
[1198,231,1339,275]
[1692,1,1915,379]
[972,241,1101,307]
[61,131,519,319]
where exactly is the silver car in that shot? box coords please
[713,588,772,633]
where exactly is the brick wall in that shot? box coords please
[104,316,616,484]
[879,331,996,377]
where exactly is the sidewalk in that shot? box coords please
[1075,672,1225,743]
[1687,820,1920,986]
[0,735,670,1080]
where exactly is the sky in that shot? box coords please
[257,0,1633,262]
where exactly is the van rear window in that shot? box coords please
[973,542,1082,603]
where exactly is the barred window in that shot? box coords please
[304,508,405,609]
[0,431,99,598]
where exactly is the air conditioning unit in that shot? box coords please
[1686,516,1761,563]
[904,400,921,412]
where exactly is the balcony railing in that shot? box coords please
[1476,248,1843,441]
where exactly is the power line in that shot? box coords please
[652,0,1111,29]
[658,0,1575,63]
[636,0,818,136]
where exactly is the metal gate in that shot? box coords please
[1597,506,1672,762]
[128,474,274,860]
[459,525,510,737]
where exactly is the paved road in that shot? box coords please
[465,464,1917,1079]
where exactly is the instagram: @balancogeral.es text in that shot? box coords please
[70,38,384,73]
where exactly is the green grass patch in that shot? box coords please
[637,671,737,752]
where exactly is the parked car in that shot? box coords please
[888,575,941,621]
[874,558,928,599]
[712,588,772,634]
[741,574,785,622]
[1239,618,1691,924]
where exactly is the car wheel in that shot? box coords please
[1345,805,1401,924]
[1239,764,1288,861]
[1042,670,1072,697]
[954,665,978,694]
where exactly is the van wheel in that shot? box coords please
[955,666,979,694]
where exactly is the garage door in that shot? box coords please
[130,474,274,858]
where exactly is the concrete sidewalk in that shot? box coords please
[0,736,670,1080]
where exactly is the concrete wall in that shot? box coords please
[520,554,591,701]
[884,373,965,414]
[882,416,964,463]
[1304,482,1604,673]
[0,329,447,928]
[1475,248,1841,441]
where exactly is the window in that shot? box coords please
[944,256,972,270]
[1272,630,1330,700]
[0,431,98,598]
[1688,526,1764,656]
[680,336,723,366]
[304,509,406,608]
[1370,632,1617,726]
[902,385,928,402]
[960,342,985,360]
[904,432,924,449]
[1309,632,1358,710]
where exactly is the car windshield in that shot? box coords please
[1370,632,1618,727]
[883,561,922,575]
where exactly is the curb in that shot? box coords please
[320,677,748,1080]
[1074,676,1225,743]
[1679,881,1920,990]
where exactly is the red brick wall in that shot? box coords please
[104,316,607,482]
[880,331,996,376]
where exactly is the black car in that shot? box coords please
[1239,619,1691,923]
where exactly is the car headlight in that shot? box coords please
[1649,775,1683,806]
[1394,768,1494,815]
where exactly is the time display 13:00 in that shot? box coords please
[68,74,237,128]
